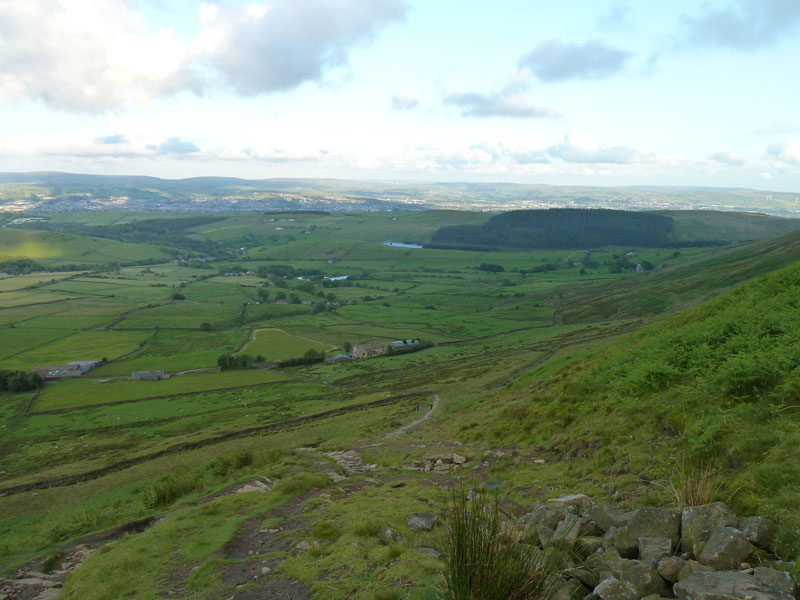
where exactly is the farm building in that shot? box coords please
[325,353,353,363]
[352,340,422,359]
[392,339,420,349]
[33,360,100,379]
[352,342,391,359]
[131,370,169,381]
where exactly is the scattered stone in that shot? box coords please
[639,537,672,561]
[261,566,271,575]
[235,478,273,494]
[326,471,347,483]
[535,524,555,547]
[674,570,795,600]
[657,555,685,583]
[740,516,777,552]
[590,548,639,580]
[548,494,590,511]
[391,482,406,488]
[753,567,798,596]
[681,502,738,557]
[677,560,714,581]
[498,496,527,519]
[594,576,638,600]
[406,513,437,531]
[452,453,467,464]
[576,536,603,557]
[552,514,581,547]
[294,541,312,552]
[621,561,670,598]
[418,547,441,559]
[553,577,589,600]
[520,503,563,529]
[593,505,633,532]
[697,526,756,571]
[614,508,680,557]
[564,567,599,589]
[325,450,376,473]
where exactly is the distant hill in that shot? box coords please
[1,171,800,216]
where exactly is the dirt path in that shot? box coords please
[386,393,439,438]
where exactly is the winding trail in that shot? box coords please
[386,393,439,438]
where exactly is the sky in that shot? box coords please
[1,0,800,191]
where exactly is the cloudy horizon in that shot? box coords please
[1,0,800,192]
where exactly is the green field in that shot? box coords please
[3,208,800,599]
[33,369,291,411]
[238,328,335,361]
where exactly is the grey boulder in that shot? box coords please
[406,513,437,531]
[614,508,680,557]
[674,571,795,600]
[740,516,777,552]
[594,577,638,600]
[681,502,738,557]
[697,526,756,571]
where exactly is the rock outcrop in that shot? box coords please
[510,496,792,600]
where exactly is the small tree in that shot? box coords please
[343,341,353,353]
[201,322,212,332]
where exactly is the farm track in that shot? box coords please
[0,391,428,497]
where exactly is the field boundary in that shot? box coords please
[0,391,428,497]
[30,375,292,415]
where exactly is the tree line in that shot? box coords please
[432,209,675,249]
[0,370,42,392]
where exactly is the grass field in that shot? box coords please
[237,328,335,361]
[34,369,291,411]
[3,209,800,598]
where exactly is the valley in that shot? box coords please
[1,209,800,599]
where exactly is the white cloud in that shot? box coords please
[519,39,631,82]
[392,93,419,110]
[0,0,407,112]
[708,149,745,167]
[0,0,188,112]
[158,137,201,155]
[444,92,559,118]
[768,141,800,166]
[188,0,407,96]
[548,132,642,164]
[680,0,800,51]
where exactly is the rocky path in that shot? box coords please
[386,394,439,438]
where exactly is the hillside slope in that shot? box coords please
[0,228,174,266]
[551,228,800,322]
[461,259,800,557]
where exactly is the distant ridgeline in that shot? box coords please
[432,209,674,249]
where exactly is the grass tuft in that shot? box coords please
[440,484,562,600]
[668,456,723,509]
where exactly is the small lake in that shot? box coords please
[383,241,423,249]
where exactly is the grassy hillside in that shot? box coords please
[550,228,800,322]
[665,210,800,243]
[0,228,173,266]
[453,259,800,556]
